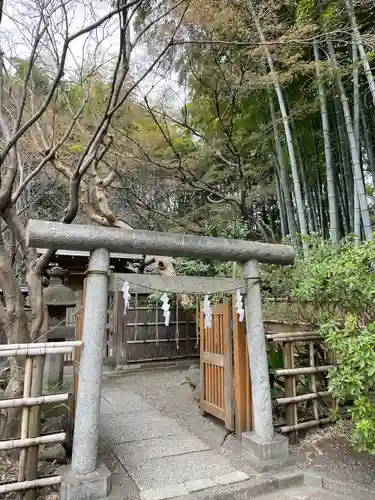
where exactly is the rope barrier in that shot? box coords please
[109,271,260,295]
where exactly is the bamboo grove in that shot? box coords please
[3,0,375,247]
[126,0,375,245]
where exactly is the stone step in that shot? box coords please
[257,486,360,499]
[101,472,375,500]
[101,471,305,500]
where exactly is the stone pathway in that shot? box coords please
[99,382,250,500]
[96,368,372,500]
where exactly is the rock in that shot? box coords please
[187,365,200,388]
[193,381,201,402]
[38,444,66,462]
[41,415,67,434]
[38,460,58,476]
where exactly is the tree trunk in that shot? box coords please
[0,208,45,440]
[0,235,28,439]
[275,169,287,239]
[346,0,375,108]
[327,39,372,240]
[352,41,362,242]
[248,0,308,243]
[360,98,375,190]
[313,40,339,242]
[334,96,353,232]
[295,137,315,233]
[268,92,297,244]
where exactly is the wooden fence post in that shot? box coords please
[25,306,48,500]
[73,279,86,419]
[283,342,297,443]
[232,297,252,438]
[113,291,124,370]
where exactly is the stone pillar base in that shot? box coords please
[59,461,111,500]
[242,432,296,472]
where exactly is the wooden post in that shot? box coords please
[309,341,319,421]
[73,279,86,419]
[17,356,33,499]
[113,291,124,370]
[283,342,297,443]
[24,306,48,500]
[328,346,338,415]
[233,297,252,438]
[223,299,234,431]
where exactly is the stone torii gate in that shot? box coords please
[26,220,295,500]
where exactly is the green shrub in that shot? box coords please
[294,238,375,453]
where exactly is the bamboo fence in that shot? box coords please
[268,330,335,440]
[0,341,82,496]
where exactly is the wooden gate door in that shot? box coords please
[200,300,234,430]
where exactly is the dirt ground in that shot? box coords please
[0,455,60,500]
[294,424,375,486]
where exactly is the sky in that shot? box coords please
[1,0,185,108]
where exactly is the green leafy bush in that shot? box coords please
[294,238,375,453]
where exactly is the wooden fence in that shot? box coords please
[0,340,80,496]
[75,279,199,366]
[198,298,335,440]
[267,329,335,440]
[111,291,198,364]
[232,312,335,439]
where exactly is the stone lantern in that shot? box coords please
[43,267,77,393]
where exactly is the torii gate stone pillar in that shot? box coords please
[26,220,296,500]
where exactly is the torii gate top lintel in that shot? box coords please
[26,219,295,266]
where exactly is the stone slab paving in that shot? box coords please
[112,434,210,464]
[127,451,239,490]
[99,383,250,499]
[99,407,185,445]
